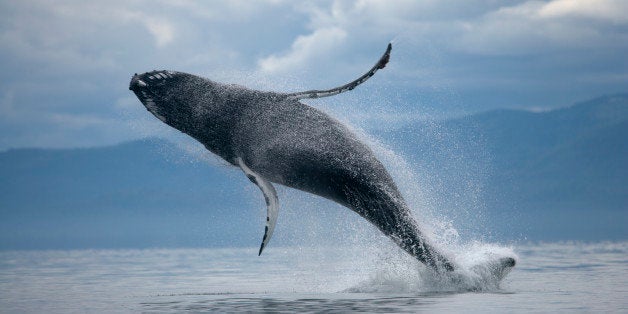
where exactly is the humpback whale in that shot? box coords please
[129,43,515,273]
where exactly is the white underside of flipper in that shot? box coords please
[236,157,279,256]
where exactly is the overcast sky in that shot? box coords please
[0,0,627,150]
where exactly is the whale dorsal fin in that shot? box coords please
[236,157,279,256]
[285,43,392,100]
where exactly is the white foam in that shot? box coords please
[343,243,517,293]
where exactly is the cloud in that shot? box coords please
[0,0,626,150]
[258,27,347,73]
[49,2,178,48]
[0,0,182,79]
[139,16,175,47]
[539,0,628,23]
[457,0,628,55]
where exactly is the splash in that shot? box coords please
[315,97,517,292]
[343,243,517,293]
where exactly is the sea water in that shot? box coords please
[0,242,626,313]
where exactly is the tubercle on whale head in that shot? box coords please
[129,70,175,91]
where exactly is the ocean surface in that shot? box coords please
[0,242,626,313]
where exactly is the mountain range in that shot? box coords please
[377,94,627,240]
[1,94,626,249]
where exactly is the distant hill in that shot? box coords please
[377,94,627,240]
[0,95,626,249]
[0,140,261,249]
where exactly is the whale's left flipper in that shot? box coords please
[285,43,392,100]
[236,157,279,256]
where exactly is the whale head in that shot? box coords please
[129,70,278,140]
[129,70,197,126]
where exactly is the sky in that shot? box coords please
[0,0,627,150]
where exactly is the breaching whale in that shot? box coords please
[129,43,515,273]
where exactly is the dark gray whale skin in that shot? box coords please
[129,70,456,272]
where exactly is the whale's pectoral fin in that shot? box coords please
[236,157,279,256]
[285,43,392,100]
